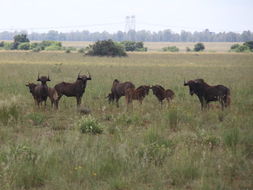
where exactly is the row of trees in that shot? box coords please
[0,29,253,42]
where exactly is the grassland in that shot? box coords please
[0,51,253,190]
[61,41,242,52]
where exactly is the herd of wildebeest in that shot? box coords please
[25,72,231,111]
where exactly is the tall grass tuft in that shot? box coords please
[165,108,178,131]
[223,127,240,153]
[76,115,103,134]
[0,105,20,125]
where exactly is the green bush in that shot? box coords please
[86,39,127,57]
[186,47,192,52]
[76,115,103,134]
[120,41,147,52]
[18,42,30,50]
[3,42,15,50]
[162,46,179,52]
[0,41,4,47]
[194,42,205,51]
[230,44,251,52]
[45,45,62,51]
[243,41,253,51]
[65,49,71,53]
[78,48,85,53]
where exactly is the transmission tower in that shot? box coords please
[125,15,136,32]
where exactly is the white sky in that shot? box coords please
[0,0,252,33]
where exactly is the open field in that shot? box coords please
[0,51,253,189]
[61,41,242,52]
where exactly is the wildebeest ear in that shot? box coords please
[25,83,29,87]
[87,77,92,80]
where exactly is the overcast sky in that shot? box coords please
[1,0,252,33]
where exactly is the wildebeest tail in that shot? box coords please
[225,88,231,106]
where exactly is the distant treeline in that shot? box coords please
[0,29,253,42]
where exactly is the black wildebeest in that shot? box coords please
[184,79,230,110]
[151,85,175,106]
[127,85,150,104]
[26,82,58,108]
[33,75,51,107]
[109,79,135,107]
[54,72,91,109]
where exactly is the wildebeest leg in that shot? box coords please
[76,96,82,107]
[115,96,120,108]
[166,98,171,107]
[55,94,62,109]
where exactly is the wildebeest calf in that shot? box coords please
[184,78,230,110]
[151,85,175,106]
[126,85,150,104]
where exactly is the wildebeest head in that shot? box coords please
[184,79,204,96]
[77,72,92,83]
[37,74,50,85]
[26,83,37,93]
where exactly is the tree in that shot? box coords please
[194,43,205,51]
[243,41,253,51]
[86,39,127,57]
[13,34,30,49]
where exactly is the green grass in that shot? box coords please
[0,51,252,189]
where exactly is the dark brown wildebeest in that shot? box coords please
[127,85,150,104]
[26,83,38,105]
[151,85,175,106]
[110,79,135,107]
[33,75,51,107]
[54,72,91,109]
[184,78,230,110]
[26,82,58,108]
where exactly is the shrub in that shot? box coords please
[162,46,179,52]
[76,115,103,134]
[243,41,253,51]
[45,45,62,51]
[230,44,240,50]
[86,39,127,57]
[186,47,192,52]
[194,42,205,51]
[65,49,71,53]
[78,48,85,53]
[3,42,15,50]
[0,41,4,47]
[120,41,147,52]
[18,42,30,50]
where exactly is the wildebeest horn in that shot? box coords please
[78,71,81,78]
[184,79,187,86]
[87,71,91,78]
[37,73,40,80]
